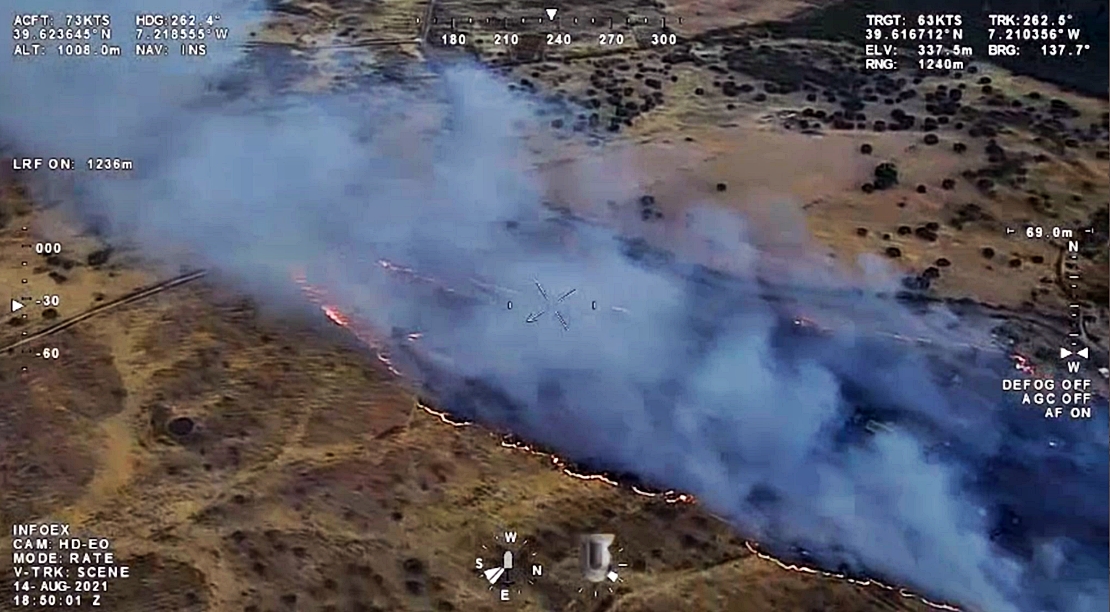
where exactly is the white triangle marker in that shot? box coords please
[545,8,558,20]
[1078,347,1089,359]
[483,567,504,584]
[1060,347,1072,358]
[10,299,23,313]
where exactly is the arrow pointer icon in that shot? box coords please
[526,310,546,323]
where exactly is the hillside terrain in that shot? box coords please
[1,0,1107,611]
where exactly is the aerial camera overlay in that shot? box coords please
[0,0,1107,611]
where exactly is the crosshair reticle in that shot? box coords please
[526,279,576,330]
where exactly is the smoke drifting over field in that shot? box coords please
[3,3,1106,611]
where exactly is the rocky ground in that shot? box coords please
[0,0,1107,611]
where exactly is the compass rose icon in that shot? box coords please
[525,279,576,330]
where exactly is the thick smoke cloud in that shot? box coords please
[4,3,1107,612]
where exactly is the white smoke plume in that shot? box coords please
[3,3,1106,612]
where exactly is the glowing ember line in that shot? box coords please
[742,542,962,611]
[419,401,471,427]
[292,269,963,612]
[416,393,696,502]
[292,270,402,377]
[795,317,998,352]
[323,305,348,327]
[1011,352,1037,377]
[377,258,460,294]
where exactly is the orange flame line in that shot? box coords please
[742,542,963,611]
[1011,352,1037,377]
[292,266,965,612]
